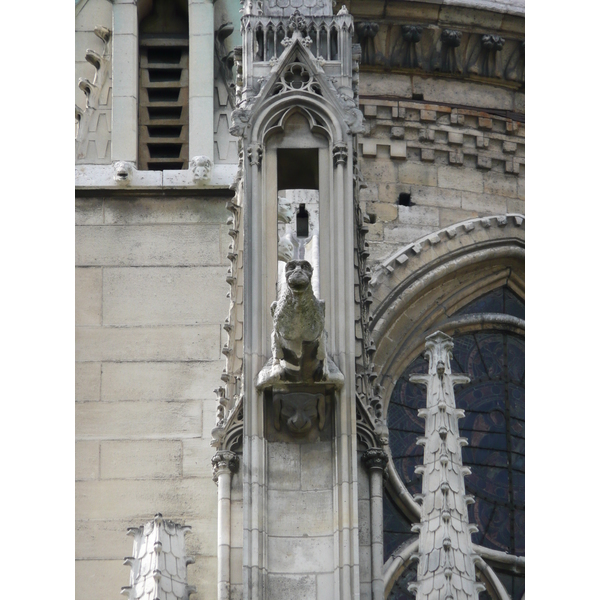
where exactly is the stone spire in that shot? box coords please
[121,513,196,600]
[408,332,486,600]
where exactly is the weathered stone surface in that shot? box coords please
[397,162,438,187]
[102,266,229,326]
[76,519,134,559]
[75,560,127,600]
[384,224,438,245]
[102,360,222,401]
[461,191,507,214]
[439,208,479,227]
[268,443,301,490]
[76,441,100,480]
[188,555,218,600]
[267,574,317,598]
[76,268,102,326]
[301,442,332,490]
[76,399,202,440]
[100,440,183,479]
[508,198,525,214]
[483,171,518,197]
[412,76,514,111]
[360,72,411,97]
[267,490,333,536]
[397,205,440,227]
[104,198,228,224]
[76,477,216,520]
[378,182,411,204]
[183,437,218,478]
[76,198,103,225]
[76,325,221,361]
[268,536,334,573]
[438,166,484,193]
[361,158,398,183]
[76,224,222,266]
[76,362,101,401]
[411,185,462,209]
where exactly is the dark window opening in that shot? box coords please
[277,148,319,190]
[398,192,412,206]
[412,93,424,101]
[147,68,183,82]
[138,0,189,170]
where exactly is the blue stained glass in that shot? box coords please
[455,285,524,320]
[387,560,418,600]
[386,329,524,557]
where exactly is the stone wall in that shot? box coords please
[357,85,524,264]
[75,195,231,600]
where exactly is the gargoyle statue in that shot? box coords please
[257,260,343,388]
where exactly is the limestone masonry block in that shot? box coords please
[76,477,216,520]
[76,224,222,266]
[448,132,464,145]
[438,166,484,193]
[100,440,182,479]
[76,362,101,401]
[483,171,518,198]
[461,191,507,214]
[76,399,202,440]
[397,162,438,187]
[300,442,333,490]
[268,536,334,573]
[183,438,220,479]
[397,205,440,227]
[268,443,301,490]
[267,490,334,536]
[76,198,103,225]
[76,519,134,560]
[421,148,435,162]
[76,560,127,600]
[76,441,100,480]
[76,267,103,326]
[103,198,228,225]
[76,325,221,362]
[411,186,462,209]
[102,361,223,401]
[102,266,229,326]
[267,575,317,598]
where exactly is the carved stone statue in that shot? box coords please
[190,155,213,184]
[113,160,133,184]
[257,260,343,388]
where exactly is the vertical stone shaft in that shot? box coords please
[362,448,388,600]
[213,451,239,600]
[408,331,485,600]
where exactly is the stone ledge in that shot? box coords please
[76,164,237,189]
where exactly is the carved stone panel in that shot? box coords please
[265,387,334,443]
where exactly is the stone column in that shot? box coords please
[212,450,239,600]
[111,0,138,163]
[362,448,388,600]
[189,0,215,163]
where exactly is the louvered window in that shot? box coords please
[137,0,189,171]
[139,38,189,171]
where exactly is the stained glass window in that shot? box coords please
[385,286,525,569]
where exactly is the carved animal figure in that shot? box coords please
[270,260,327,382]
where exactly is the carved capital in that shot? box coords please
[362,447,388,471]
[211,450,239,481]
[333,142,348,166]
[401,24,422,43]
